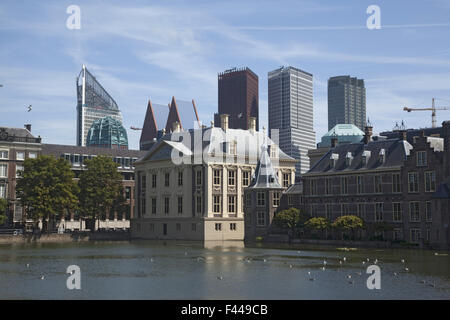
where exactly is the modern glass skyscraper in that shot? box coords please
[268,66,316,176]
[328,75,366,131]
[76,65,123,146]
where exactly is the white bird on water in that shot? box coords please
[217,276,223,280]
[40,275,45,280]
[404,267,409,272]
[401,259,405,264]
[26,263,30,268]
[343,257,346,262]
[289,264,293,268]
[323,260,327,265]
[308,271,315,281]
[374,259,378,264]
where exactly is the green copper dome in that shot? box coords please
[86,116,128,149]
[318,124,364,147]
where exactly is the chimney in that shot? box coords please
[24,124,31,132]
[364,123,373,144]
[248,117,256,132]
[220,114,229,131]
[172,121,181,133]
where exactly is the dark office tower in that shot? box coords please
[215,67,259,130]
[268,66,316,176]
[328,76,366,131]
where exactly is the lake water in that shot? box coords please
[0,241,449,299]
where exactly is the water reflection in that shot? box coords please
[0,241,449,299]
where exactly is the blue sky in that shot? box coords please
[1,0,450,150]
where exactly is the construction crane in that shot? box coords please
[130,126,142,131]
[403,98,450,128]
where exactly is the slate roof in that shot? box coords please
[380,127,442,143]
[284,181,303,194]
[137,126,297,164]
[306,138,413,175]
[0,126,41,143]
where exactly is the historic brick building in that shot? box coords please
[42,144,146,231]
[284,121,450,249]
[0,125,41,227]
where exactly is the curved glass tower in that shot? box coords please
[86,116,128,149]
[76,65,124,146]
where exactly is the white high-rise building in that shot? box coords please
[76,65,123,146]
[268,66,316,176]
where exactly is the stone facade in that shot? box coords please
[131,121,296,241]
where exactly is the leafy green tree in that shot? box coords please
[0,198,7,226]
[305,217,330,239]
[273,207,309,240]
[78,156,123,231]
[16,156,79,232]
[332,215,364,240]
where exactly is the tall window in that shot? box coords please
[228,170,236,186]
[0,150,8,160]
[152,174,157,188]
[374,175,382,193]
[392,173,401,193]
[416,151,427,167]
[196,196,202,214]
[357,176,363,194]
[242,171,250,186]
[178,171,183,186]
[375,203,383,221]
[0,164,8,178]
[165,172,170,187]
[410,229,421,243]
[326,204,332,220]
[215,223,222,231]
[230,223,237,231]
[326,178,333,195]
[141,197,146,216]
[213,169,221,186]
[15,164,23,178]
[16,151,25,161]
[164,197,170,215]
[177,196,183,214]
[408,172,419,193]
[426,201,432,222]
[357,203,365,219]
[310,179,317,195]
[393,203,402,222]
[246,193,252,207]
[257,192,266,206]
[273,192,280,207]
[283,173,290,187]
[424,171,436,192]
[213,195,221,213]
[341,177,348,195]
[341,203,349,216]
[151,198,157,215]
[228,196,236,213]
[196,170,202,186]
[29,152,37,159]
[141,174,147,194]
[257,212,266,226]
[0,184,6,198]
[409,202,420,222]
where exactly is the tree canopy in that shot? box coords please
[332,215,364,232]
[16,156,79,229]
[0,198,7,225]
[305,217,330,231]
[78,155,124,229]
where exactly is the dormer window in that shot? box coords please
[379,149,386,164]
[229,141,237,155]
[345,152,353,166]
[362,150,371,166]
[270,145,278,158]
[330,153,339,168]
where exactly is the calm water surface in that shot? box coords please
[0,241,449,299]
